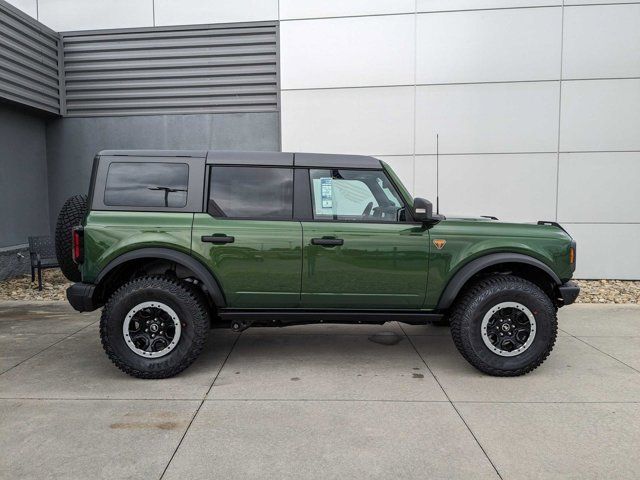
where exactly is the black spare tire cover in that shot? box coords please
[55,194,87,282]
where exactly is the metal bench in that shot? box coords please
[28,236,59,291]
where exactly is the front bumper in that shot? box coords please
[558,281,580,306]
[66,283,98,312]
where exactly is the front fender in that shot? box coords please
[433,252,561,310]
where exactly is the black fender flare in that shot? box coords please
[95,247,226,307]
[436,252,561,310]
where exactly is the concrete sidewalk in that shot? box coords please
[0,302,639,479]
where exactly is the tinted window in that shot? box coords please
[208,166,293,219]
[310,169,405,222]
[104,162,188,208]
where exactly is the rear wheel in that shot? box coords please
[450,275,557,376]
[100,275,210,379]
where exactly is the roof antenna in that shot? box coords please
[436,133,440,215]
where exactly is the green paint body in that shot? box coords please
[81,168,574,310]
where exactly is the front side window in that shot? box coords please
[208,166,293,219]
[310,169,405,222]
[104,162,188,208]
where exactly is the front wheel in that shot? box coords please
[100,276,210,378]
[450,275,557,376]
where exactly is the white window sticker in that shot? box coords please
[320,177,333,208]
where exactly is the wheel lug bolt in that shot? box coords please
[152,334,155,338]
[145,329,149,332]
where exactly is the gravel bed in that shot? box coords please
[0,269,638,304]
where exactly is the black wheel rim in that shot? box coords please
[123,302,182,358]
[481,302,536,357]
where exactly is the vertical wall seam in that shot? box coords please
[555,0,565,221]
[276,3,282,151]
[152,0,155,27]
[412,0,418,196]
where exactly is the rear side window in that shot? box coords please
[208,166,293,219]
[104,162,189,208]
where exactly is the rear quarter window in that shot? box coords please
[207,166,293,219]
[104,162,189,208]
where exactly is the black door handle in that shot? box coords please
[201,234,235,244]
[311,237,344,246]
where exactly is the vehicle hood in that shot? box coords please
[436,215,572,240]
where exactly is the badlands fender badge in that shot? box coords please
[433,239,447,250]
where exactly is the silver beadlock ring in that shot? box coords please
[122,301,181,358]
[481,301,536,357]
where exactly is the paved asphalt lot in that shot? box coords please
[0,302,639,479]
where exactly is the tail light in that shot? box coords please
[72,227,84,264]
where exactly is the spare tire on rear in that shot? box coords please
[55,194,87,281]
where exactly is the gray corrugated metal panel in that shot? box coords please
[68,104,277,117]
[65,74,276,91]
[62,22,278,117]
[0,66,59,98]
[207,151,293,166]
[64,64,276,82]
[294,153,382,169]
[0,0,61,114]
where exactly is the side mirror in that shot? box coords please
[412,197,433,222]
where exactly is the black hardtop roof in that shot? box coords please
[98,150,382,169]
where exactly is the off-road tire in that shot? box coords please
[55,194,87,281]
[450,275,557,376]
[100,275,210,379]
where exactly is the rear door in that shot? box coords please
[191,164,302,308]
[301,168,430,309]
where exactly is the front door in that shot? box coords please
[191,165,301,308]
[301,168,430,309]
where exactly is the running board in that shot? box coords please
[217,309,444,332]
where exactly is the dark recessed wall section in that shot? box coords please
[45,111,280,229]
[0,102,50,247]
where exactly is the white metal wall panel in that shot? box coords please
[280,0,415,20]
[564,224,640,280]
[562,4,640,80]
[280,15,415,89]
[437,154,557,222]
[417,0,561,13]
[560,79,640,152]
[0,0,61,114]
[564,0,638,5]
[415,82,560,154]
[4,0,36,18]
[413,155,438,200]
[155,0,278,27]
[281,87,414,155]
[60,22,279,117]
[38,0,153,32]
[375,156,416,196]
[416,8,561,84]
[558,152,640,224]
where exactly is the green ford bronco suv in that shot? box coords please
[56,150,579,379]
